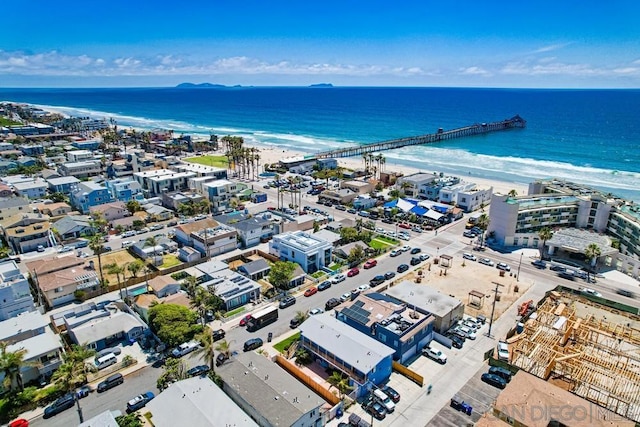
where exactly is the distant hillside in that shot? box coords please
[308,83,334,88]
[176,83,228,88]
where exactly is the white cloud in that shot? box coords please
[458,66,491,76]
[530,43,572,54]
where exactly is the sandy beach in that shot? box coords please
[252,144,528,197]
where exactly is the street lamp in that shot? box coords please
[516,253,523,282]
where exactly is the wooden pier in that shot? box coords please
[313,115,526,159]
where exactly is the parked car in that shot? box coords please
[363,259,377,269]
[580,288,602,298]
[347,267,359,277]
[279,295,296,309]
[325,298,340,310]
[419,254,430,261]
[497,341,510,361]
[397,264,409,273]
[422,346,447,364]
[304,287,318,297]
[370,275,385,286]
[331,274,346,284]
[340,292,352,303]
[410,247,421,254]
[76,385,91,399]
[347,208,357,214]
[478,258,494,266]
[457,325,477,340]
[462,253,477,261]
[335,205,347,211]
[243,338,263,352]
[380,385,401,403]
[463,231,477,238]
[309,308,324,315]
[171,341,200,358]
[373,388,395,413]
[126,391,155,412]
[43,393,75,418]
[362,396,387,420]
[357,284,371,292]
[187,365,211,377]
[389,249,402,257]
[97,373,124,393]
[212,329,226,341]
[239,314,253,326]
[496,262,511,271]
[384,271,396,280]
[398,223,411,229]
[447,333,464,349]
[216,353,229,366]
[481,373,507,389]
[488,366,512,383]
[531,259,547,269]
[410,257,421,266]
[318,281,332,291]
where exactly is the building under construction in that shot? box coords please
[509,288,640,422]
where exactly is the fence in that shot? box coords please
[275,355,341,405]
[86,358,138,383]
[391,360,424,387]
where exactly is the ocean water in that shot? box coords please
[1,87,639,201]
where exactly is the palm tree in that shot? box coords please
[507,189,518,198]
[191,287,210,326]
[88,234,106,287]
[327,371,353,400]
[584,243,602,282]
[293,310,310,325]
[537,227,553,260]
[183,275,199,299]
[215,339,232,359]
[127,260,143,278]
[0,342,29,391]
[194,326,216,371]
[475,213,490,248]
[145,236,159,264]
[106,263,125,300]
[52,345,96,424]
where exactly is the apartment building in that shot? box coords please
[269,231,332,273]
[0,260,36,321]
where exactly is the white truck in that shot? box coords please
[422,346,447,364]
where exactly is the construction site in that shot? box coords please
[508,288,640,423]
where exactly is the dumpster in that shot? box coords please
[450,396,473,415]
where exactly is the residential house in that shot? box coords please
[27,256,98,308]
[133,169,196,197]
[147,275,181,298]
[178,246,201,263]
[130,240,164,264]
[269,231,332,273]
[66,150,94,162]
[0,183,13,198]
[13,178,47,199]
[320,188,357,205]
[384,281,464,334]
[161,191,204,211]
[145,377,259,427]
[52,215,92,241]
[89,201,130,223]
[17,157,37,168]
[193,260,261,311]
[0,142,14,151]
[143,203,174,222]
[0,160,18,172]
[71,140,101,151]
[134,291,191,322]
[104,178,144,202]
[40,169,61,180]
[0,260,36,321]
[174,218,238,258]
[64,301,148,350]
[18,144,45,156]
[0,197,29,221]
[336,293,435,363]
[300,314,395,397]
[203,179,239,213]
[452,185,493,212]
[0,213,53,254]
[214,212,275,248]
[57,160,102,178]
[340,180,374,195]
[396,172,439,198]
[316,157,338,170]
[70,181,113,213]
[0,312,63,384]
[236,258,270,281]
[156,236,178,253]
[78,410,121,427]
[217,352,326,427]
[352,194,378,210]
[36,202,71,218]
[46,176,80,195]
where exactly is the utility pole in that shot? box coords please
[516,252,523,282]
[486,281,504,339]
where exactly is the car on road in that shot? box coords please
[389,249,402,257]
[400,245,411,252]
[57,245,73,253]
[488,366,513,383]
[398,223,411,229]
[410,247,421,254]
[97,373,124,393]
[187,365,211,377]
[279,295,296,309]
[550,263,567,272]
[384,271,396,280]
[325,298,340,310]
[335,205,347,211]
[347,208,357,214]
[171,341,200,357]
[531,259,547,269]
[212,329,226,341]
[340,292,352,302]
[381,385,401,403]
[397,233,410,241]
[370,275,385,286]
[357,284,371,292]
[496,262,511,271]
[309,308,324,315]
[478,258,494,266]
[616,288,636,298]
[215,352,229,366]
[304,287,318,297]
[419,254,430,261]
[411,226,423,233]
[126,391,155,412]
[481,373,507,389]
[580,288,602,298]
[381,217,394,224]
[43,393,75,418]
[462,253,477,261]
[331,274,346,284]
[347,267,359,277]
[463,230,477,238]
[318,281,332,291]
[422,346,447,364]
[76,385,91,399]
[239,315,253,326]
[363,259,377,269]
[397,264,409,273]
[410,256,422,266]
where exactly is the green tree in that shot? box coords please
[183,275,199,299]
[537,227,553,259]
[215,339,232,359]
[475,213,490,248]
[148,304,199,348]
[293,310,309,325]
[126,200,141,214]
[339,227,359,244]
[347,245,365,265]
[584,243,602,282]
[145,236,159,262]
[127,260,144,278]
[47,192,67,203]
[193,326,216,371]
[507,189,519,198]
[106,263,125,299]
[313,222,320,233]
[89,234,106,287]
[132,219,145,230]
[0,342,29,391]
[157,357,188,391]
[327,371,353,399]
[268,261,297,290]
[116,413,143,427]
[51,344,96,421]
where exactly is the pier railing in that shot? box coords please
[313,115,525,159]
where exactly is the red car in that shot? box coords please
[363,259,377,269]
[347,268,360,277]
[304,287,318,297]
[239,314,253,326]
[398,223,412,229]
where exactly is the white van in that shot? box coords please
[95,353,118,370]
[373,388,395,413]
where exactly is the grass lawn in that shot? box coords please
[158,254,182,269]
[328,264,343,271]
[311,271,326,279]
[183,155,229,168]
[224,306,245,318]
[369,238,395,250]
[376,235,399,244]
[273,332,301,353]
[0,117,20,126]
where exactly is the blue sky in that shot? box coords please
[1,1,639,88]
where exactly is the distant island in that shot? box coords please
[176,83,230,88]
[308,83,334,88]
